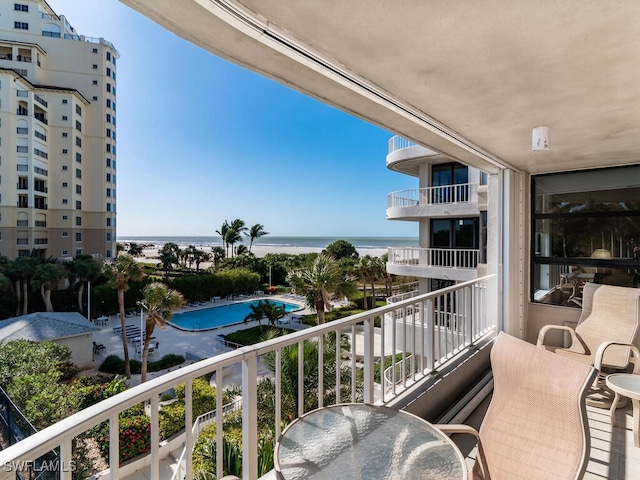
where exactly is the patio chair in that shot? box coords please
[437,332,597,480]
[537,283,640,405]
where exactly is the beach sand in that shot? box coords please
[136,244,387,268]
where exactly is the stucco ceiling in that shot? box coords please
[122,0,640,175]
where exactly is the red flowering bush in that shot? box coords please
[93,405,151,464]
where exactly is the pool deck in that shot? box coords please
[90,295,311,388]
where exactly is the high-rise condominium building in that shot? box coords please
[0,0,118,260]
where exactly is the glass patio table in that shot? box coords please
[274,403,467,480]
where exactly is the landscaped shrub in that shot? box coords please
[159,401,186,439]
[98,354,184,375]
[93,404,150,464]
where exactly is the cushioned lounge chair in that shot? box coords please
[437,332,597,480]
[537,283,640,405]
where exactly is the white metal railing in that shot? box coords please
[389,247,479,269]
[388,184,478,208]
[386,289,420,304]
[0,276,495,480]
[387,135,416,154]
[171,398,243,480]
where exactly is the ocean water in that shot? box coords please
[117,235,417,250]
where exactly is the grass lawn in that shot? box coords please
[224,325,294,346]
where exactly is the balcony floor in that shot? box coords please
[450,394,640,480]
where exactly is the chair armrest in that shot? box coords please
[595,342,640,373]
[537,324,578,347]
[434,423,480,440]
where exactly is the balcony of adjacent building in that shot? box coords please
[387,183,480,220]
[387,246,479,282]
[386,135,448,177]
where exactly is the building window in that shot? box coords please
[76,153,82,163]
[75,168,81,179]
[106,128,111,137]
[76,232,82,242]
[106,173,111,182]
[75,216,82,226]
[92,96,98,101]
[106,52,111,61]
[92,64,98,69]
[106,83,111,93]
[106,218,111,227]
[14,4,28,12]
[92,80,98,85]
[62,182,68,188]
[62,215,68,220]
[106,99,111,108]
[431,218,479,250]
[62,115,68,121]
[106,113,111,123]
[75,201,82,210]
[14,22,28,30]
[62,199,68,204]
[75,105,81,116]
[62,250,68,256]
[76,185,82,195]
[92,48,98,54]
[106,158,111,167]
[75,249,82,256]
[106,203,111,212]
[75,121,82,131]
[532,165,640,307]
[106,67,111,77]
[62,165,68,171]
[62,149,68,154]
[62,99,68,104]
[106,249,111,258]
[106,144,111,153]
[62,132,68,138]
[106,232,111,241]
[106,188,111,197]
[61,232,68,238]
[75,137,82,147]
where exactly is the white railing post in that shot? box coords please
[60,437,72,480]
[216,369,223,480]
[297,341,304,417]
[185,379,193,480]
[363,318,374,403]
[150,395,160,480]
[318,335,324,408]
[109,413,119,480]
[242,355,258,480]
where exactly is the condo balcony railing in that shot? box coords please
[0,53,13,60]
[33,113,48,125]
[389,246,480,269]
[388,184,478,208]
[0,276,495,480]
[386,289,421,304]
[388,135,417,154]
[33,94,48,108]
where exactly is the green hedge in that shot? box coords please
[98,354,184,375]
[169,269,260,302]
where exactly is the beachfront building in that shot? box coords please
[0,1,118,260]
[2,2,640,479]
[385,137,489,296]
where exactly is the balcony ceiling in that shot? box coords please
[122,0,640,175]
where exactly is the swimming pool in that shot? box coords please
[168,300,302,331]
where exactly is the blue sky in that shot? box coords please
[47,0,417,237]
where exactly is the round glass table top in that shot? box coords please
[274,403,467,480]
[607,373,640,398]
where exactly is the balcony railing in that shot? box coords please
[389,247,480,269]
[33,94,48,107]
[0,276,495,480]
[34,113,48,125]
[387,135,417,154]
[387,289,421,304]
[388,184,478,208]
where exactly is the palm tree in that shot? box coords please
[66,255,101,315]
[244,302,266,330]
[288,254,356,324]
[248,224,268,252]
[354,257,371,310]
[225,228,243,258]
[139,282,184,382]
[104,254,145,378]
[31,263,67,312]
[211,246,225,269]
[244,300,286,331]
[215,221,230,257]
[158,243,179,277]
[7,256,39,315]
[379,253,394,297]
[193,250,212,272]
